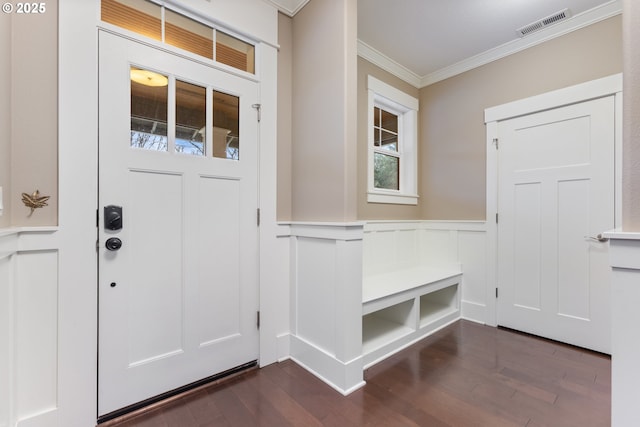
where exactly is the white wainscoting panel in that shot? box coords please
[0,228,60,427]
[364,221,489,324]
[604,231,640,427]
[286,222,365,395]
[0,253,12,427]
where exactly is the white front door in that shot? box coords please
[98,31,259,416]
[497,96,614,354]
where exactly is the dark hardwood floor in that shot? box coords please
[106,320,611,426]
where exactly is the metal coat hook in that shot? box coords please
[21,189,50,216]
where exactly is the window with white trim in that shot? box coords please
[367,76,419,205]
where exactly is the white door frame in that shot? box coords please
[484,73,623,327]
[57,2,282,424]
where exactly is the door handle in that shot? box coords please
[105,237,123,251]
[584,234,608,243]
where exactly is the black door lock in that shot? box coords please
[104,205,123,230]
[105,237,122,251]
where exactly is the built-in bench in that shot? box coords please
[362,263,462,368]
[286,221,469,395]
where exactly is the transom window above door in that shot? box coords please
[101,0,256,75]
[130,66,241,160]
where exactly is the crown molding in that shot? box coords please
[421,0,622,87]
[357,0,622,89]
[357,40,423,88]
[264,0,310,17]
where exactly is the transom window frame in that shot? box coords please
[367,75,419,205]
[100,0,259,78]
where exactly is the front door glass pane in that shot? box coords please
[176,80,206,156]
[212,90,240,160]
[130,67,168,151]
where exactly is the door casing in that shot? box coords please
[484,73,623,328]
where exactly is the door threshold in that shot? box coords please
[97,360,258,426]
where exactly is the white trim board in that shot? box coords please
[485,73,623,122]
[264,0,311,17]
[357,0,622,89]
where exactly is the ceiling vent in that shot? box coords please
[516,8,572,37]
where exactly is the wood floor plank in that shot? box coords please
[107,320,610,427]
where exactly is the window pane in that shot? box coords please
[212,90,240,160]
[216,31,255,74]
[130,67,168,151]
[374,107,381,128]
[380,131,397,152]
[374,153,399,190]
[176,80,206,156]
[165,10,214,60]
[101,0,162,41]
[380,109,398,133]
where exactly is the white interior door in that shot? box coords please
[98,31,259,416]
[497,96,614,354]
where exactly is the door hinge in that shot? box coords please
[252,103,261,122]
[496,213,499,224]
[496,288,499,298]
[257,208,261,226]
[493,138,499,149]
[256,311,260,330]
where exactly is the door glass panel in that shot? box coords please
[130,67,168,151]
[216,32,255,74]
[165,10,214,60]
[176,80,206,156]
[212,90,240,160]
[101,0,162,42]
[374,152,399,190]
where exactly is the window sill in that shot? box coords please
[367,191,418,205]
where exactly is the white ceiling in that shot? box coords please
[269,0,622,87]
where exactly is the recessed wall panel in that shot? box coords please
[513,183,542,310]
[0,256,11,427]
[128,170,184,365]
[558,179,591,320]
[421,229,455,265]
[296,237,336,354]
[197,176,241,345]
[15,251,58,420]
[396,229,418,268]
[458,231,487,305]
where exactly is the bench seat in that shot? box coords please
[362,265,462,315]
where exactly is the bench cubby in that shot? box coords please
[362,266,462,368]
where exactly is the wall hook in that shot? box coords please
[21,190,50,216]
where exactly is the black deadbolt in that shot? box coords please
[104,205,123,231]
[105,237,122,251]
